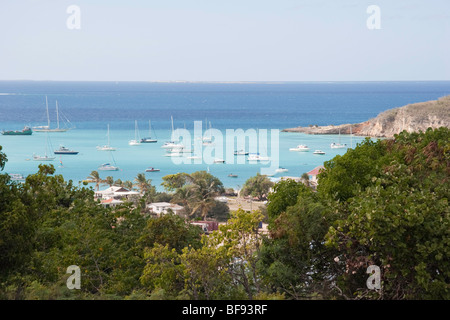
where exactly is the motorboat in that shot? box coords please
[145,167,160,172]
[275,167,288,173]
[234,149,249,155]
[228,173,238,178]
[9,173,26,181]
[289,144,310,152]
[54,145,79,155]
[313,150,326,155]
[213,158,225,163]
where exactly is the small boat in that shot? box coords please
[145,167,160,172]
[162,141,184,149]
[187,155,202,160]
[248,153,270,161]
[98,163,119,171]
[54,145,79,155]
[164,151,183,157]
[2,126,32,136]
[213,158,225,163]
[330,129,347,149]
[33,131,55,161]
[275,167,288,173]
[234,149,249,155]
[140,120,158,143]
[228,173,238,178]
[289,144,310,152]
[141,137,157,143]
[313,150,326,155]
[33,154,56,161]
[330,142,347,149]
[9,173,26,181]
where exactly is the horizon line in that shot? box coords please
[1,79,450,84]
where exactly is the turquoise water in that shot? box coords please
[1,81,449,191]
[0,126,364,191]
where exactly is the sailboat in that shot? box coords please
[140,120,157,143]
[33,97,73,132]
[33,132,56,161]
[129,120,141,146]
[330,129,347,149]
[98,149,119,171]
[202,120,214,146]
[161,116,183,149]
[97,124,116,151]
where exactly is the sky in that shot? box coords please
[0,0,449,81]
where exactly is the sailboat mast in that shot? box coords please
[56,101,60,129]
[107,124,110,146]
[46,96,50,128]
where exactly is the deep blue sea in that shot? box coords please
[1,81,449,191]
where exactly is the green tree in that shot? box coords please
[241,173,274,201]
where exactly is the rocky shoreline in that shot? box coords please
[282,95,450,138]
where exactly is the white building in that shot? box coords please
[147,202,185,216]
[100,198,124,208]
[95,186,140,200]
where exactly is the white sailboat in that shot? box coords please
[330,129,347,149]
[97,124,116,151]
[98,163,119,171]
[33,97,73,132]
[203,120,214,146]
[129,120,141,146]
[33,132,56,161]
[162,116,183,149]
[98,149,119,171]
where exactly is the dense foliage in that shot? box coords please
[0,127,448,300]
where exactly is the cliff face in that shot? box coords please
[283,95,450,138]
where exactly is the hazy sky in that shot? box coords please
[0,0,449,81]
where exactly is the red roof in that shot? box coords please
[307,165,325,176]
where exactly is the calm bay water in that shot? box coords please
[1,81,449,191]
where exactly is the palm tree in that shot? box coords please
[104,176,114,187]
[133,173,152,194]
[190,196,216,220]
[87,170,104,191]
[172,185,194,216]
[301,172,311,188]
[123,180,134,191]
[113,178,123,187]
[189,171,224,219]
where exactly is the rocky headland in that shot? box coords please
[282,95,450,138]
